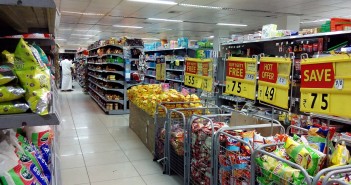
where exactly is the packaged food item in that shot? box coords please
[24,126,52,164]
[330,142,350,167]
[2,50,15,65]
[32,44,49,68]
[0,101,29,114]
[0,65,17,85]
[25,88,51,116]
[0,86,25,102]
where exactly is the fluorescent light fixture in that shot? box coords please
[61,11,104,16]
[128,0,177,5]
[142,38,161,40]
[59,28,72,31]
[66,43,81,46]
[209,35,215,38]
[217,23,247,27]
[148,18,183,22]
[300,19,330,24]
[113,25,143,29]
[75,30,101,32]
[179,3,222,9]
[71,34,95,37]
[160,28,173,30]
[78,38,91,40]
[55,38,66,41]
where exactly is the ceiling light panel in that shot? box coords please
[217,23,248,27]
[128,0,177,5]
[300,19,330,24]
[71,34,95,37]
[113,25,143,29]
[61,11,104,16]
[179,3,222,10]
[148,18,183,22]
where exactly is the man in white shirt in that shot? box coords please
[60,56,74,91]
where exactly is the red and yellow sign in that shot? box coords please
[300,54,351,118]
[184,58,213,91]
[156,57,166,81]
[225,57,257,100]
[257,57,291,109]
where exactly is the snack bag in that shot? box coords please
[24,126,52,164]
[2,50,15,65]
[0,86,25,102]
[25,88,51,115]
[330,143,350,167]
[0,140,41,185]
[14,39,46,71]
[0,101,29,114]
[0,65,17,85]
[32,45,49,69]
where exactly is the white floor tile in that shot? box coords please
[61,167,90,185]
[78,134,115,145]
[124,147,153,161]
[117,138,146,150]
[59,144,82,156]
[59,136,80,146]
[76,127,110,137]
[87,162,140,182]
[132,160,162,175]
[83,151,129,167]
[59,129,78,138]
[91,177,146,185]
[141,174,182,185]
[60,154,85,169]
[80,142,121,154]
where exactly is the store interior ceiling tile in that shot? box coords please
[54,0,351,49]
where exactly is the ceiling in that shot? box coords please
[54,0,351,49]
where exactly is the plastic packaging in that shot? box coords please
[0,86,25,102]
[0,101,29,114]
[0,65,17,85]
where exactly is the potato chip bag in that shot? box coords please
[2,50,14,65]
[0,101,29,114]
[330,143,350,167]
[0,86,25,102]
[0,65,17,85]
[32,45,49,69]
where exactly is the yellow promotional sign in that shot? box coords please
[184,58,213,91]
[156,57,166,81]
[300,54,351,118]
[225,57,257,100]
[257,57,291,109]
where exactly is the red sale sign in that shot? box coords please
[301,63,335,88]
[185,61,198,74]
[259,62,278,83]
[202,63,209,76]
[226,61,245,79]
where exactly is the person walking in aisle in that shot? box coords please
[60,56,74,91]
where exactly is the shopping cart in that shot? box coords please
[213,122,285,185]
[313,138,351,185]
[185,113,232,185]
[165,107,223,184]
[153,102,205,172]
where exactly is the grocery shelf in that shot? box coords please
[87,62,124,68]
[88,68,124,76]
[144,47,187,52]
[89,92,128,115]
[148,67,156,69]
[165,59,185,62]
[166,78,183,83]
[87,55,99,59]
[166,68,183,72]
[89,86,124,104]
[88,74,124,85]
[89,79,124,93]
[219,94,246,103]
[221,30,351,46]
[88,44,124,51]
[145,74,156,78]
[87,54,124,59]
[0,113,60,129]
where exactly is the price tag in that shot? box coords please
[184,74,202,88]
[301,93,330,114]
[226,80,243,95]
[334,79,344,90]
[202,78,213,92]
[258,85,276,103]
[245,74,255,80]
[277,76,287,85]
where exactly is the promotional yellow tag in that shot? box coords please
[175,60,180,66]
[184,74,202,88]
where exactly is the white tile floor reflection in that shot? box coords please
[58,83,182,185]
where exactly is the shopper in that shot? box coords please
[60,56,74,91]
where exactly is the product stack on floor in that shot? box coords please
[3,0,351,185]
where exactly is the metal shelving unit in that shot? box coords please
[87,43,143,114]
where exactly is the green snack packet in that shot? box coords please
[15,68,50,92]
[32,44,49,69]
[0,65,17,86]
[25,88,50,115]
[0,101,29,114]
[2,50,15,65]
[14,38,45,71]
[0,86,25,102]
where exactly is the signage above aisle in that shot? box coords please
[184,58,213,92]
[300,54,351,118]
[225,57,258,100]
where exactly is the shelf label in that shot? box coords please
[257,57,291,109]
[225,57,257,100]
[300,55,351,118]
[156,57,166,81]
[185,58,213,91]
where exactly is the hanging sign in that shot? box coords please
[184,58,213,91]
[257,57,291,109]
[225,57,257,100]
[156,57,166,81]
[300,54,351,118]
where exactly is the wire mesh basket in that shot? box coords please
[166,107,223,184]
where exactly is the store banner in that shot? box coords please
[225,57,257,100]
[257,57,291,109]
[300,54,351,118]
[156,57,166,81]
[184,58,213,91]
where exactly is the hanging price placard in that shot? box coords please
[184,58,213,91]
[300,54,351,118]
[156,57,166,81]
[257,57,291,109]
[225,57,257,100]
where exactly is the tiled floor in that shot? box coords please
[58,84,182,185]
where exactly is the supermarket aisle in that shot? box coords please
[58,83,182,185]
